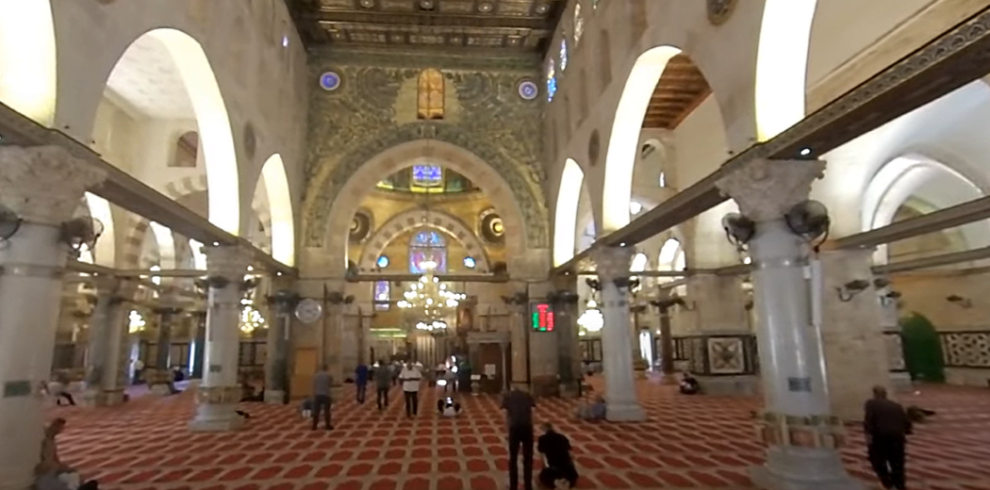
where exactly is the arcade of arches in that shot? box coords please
[2,1,990,490]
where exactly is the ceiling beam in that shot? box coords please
[553,7,990,275]
[834,194,990,250]
[0,105,296,277]
[872,246,990,275]
[312,11,551,29]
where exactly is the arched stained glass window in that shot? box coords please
[374,280,390,311]
[546,58,557,102]
[409,229,448,273]
[560,38,568,71]
[411,164,443,191]
[417,68,444,120]
[574,3,584,47]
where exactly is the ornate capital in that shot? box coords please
[202,245,250,280]
[267,290,301,313]
[0,146,106,225]
[326,291,354,306]
[715,159,826,222]
[547,290,579,306]
[591,246,634,282]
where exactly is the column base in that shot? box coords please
[605,402,647,422]
[188,403,245,432]
[264,390,286,405]
[697,375,760,396]
[889,372,912,392]
[750,446,863,490]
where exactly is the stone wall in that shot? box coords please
[301,49,549,252]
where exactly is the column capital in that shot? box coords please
[715,158,825,222]
[203,245,251,280]
[0,145,106,225]
[592,246,635,282]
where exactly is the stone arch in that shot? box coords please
[358,209,492,273]
[0,0,57,125]
[317,140,533,276]
[554,158,588,267]
[255,154,293,266]
[101,28,240,234]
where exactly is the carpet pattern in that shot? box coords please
[49,379,990,490]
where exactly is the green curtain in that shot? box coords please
[900,312,945,383]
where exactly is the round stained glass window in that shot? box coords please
[319,71,342,91]
[377,255,389,268]
[518,80,538,101]
[463,257,477,269]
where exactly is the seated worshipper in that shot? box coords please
[679,372,700,395]
[436,396,463,417]
[907,405,937,424]
[48,377,76,406]
[36,418,99,490]
[537,423,579,489]
[300,398,313,419]
[576,396,606,421]
[172,366,186,382]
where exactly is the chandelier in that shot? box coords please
[397,260,465,321]
[578,299,604,333]
[128,310,146,334]
[239,301,266,334]
[416,320,448,332]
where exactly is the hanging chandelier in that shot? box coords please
[578,299,604,332]
[239,302,266,334]
[128,310,146,334]
[397,260,465,321]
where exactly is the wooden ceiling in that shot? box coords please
[286,0,565,52]
[643,54,712,130]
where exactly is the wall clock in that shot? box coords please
[294,298,323,324]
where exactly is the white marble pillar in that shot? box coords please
[592,246,646,422]
[716,159,860,490]
[0,146,105,490]
[189,246,248,432]
[82,277,130,406]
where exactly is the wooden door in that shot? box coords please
[291,347,317,399]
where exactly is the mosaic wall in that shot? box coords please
[301,50,549,250]
[940,331,990,369]
[673,334,758,376]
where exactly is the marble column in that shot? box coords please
[82,277,130,406]
[592,246,646,422]
[189,246,248,432]
[0,146,105,490]
[326,291,351,400]
[877,280,911,391]
[149,306,182,395]
[651,301,676,377]
[191,311,207,379]
[499,341,509,392]
[549,290,581,396]
[502,291,529,390]
[264,290,298,404]
[818,249,891,421]
[716,159,859,490]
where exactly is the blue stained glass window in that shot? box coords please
[377,255,389,268]
[412,165,443,187]
[546,59,557,102]
[560,39,568,71]
[409,230,447,273]
[374,280,390,311]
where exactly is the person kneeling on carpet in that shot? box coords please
[436,396,462,417]
[575,396,606,422]
[36,418,99,490]
[679,372,700,395]
[537,423,578,489]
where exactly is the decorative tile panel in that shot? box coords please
[673,334,758,376]
[940,332,990,369]
[707,337,745,375]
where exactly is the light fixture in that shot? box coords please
[239,304,266,333]
[837,279,870,302]
[397,260,464,321]
[282,35,289,48]
[377,255,390,268]
[578,305,603,332]
[799,147,812,157]
[629,201,643,215]
[463,256,476,269]
[128,310,146,333]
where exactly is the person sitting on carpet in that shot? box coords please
[436,396,462,417]
[537,423,578,489]
[300,398,313,419]
[679,372,700,395]
[36,418,99,490]
[576,396,606,421]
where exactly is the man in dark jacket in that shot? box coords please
[502,388,536,490]
[864,386,911,490]
[537,423,578,489]
[374,360,392,411]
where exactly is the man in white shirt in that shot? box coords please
[399,362,422,419]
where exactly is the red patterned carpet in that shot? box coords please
[48,379,990,490]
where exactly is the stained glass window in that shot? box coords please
[546,58,557,102]
[412,165,443,186]
[374,281,390,311]
[560,39,568,71]
[409,230,447,273]
[574,3,584,47]
[417,68,444,120]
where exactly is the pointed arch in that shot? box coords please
[357,208,492,273]
[0,0,57,125]
[554,158,586,266]
[259,154,296,266]
[755,0,817,141]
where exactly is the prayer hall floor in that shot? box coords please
[50,379,990,490]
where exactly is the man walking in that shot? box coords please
[355,361,369,404]
[375,359,391,411]
[399,362,422,419]
[311,364,333,430]
[864,385,911,490]
[502,387,536,490]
